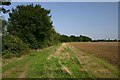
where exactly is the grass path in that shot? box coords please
[2,43,118,78]
[2,45,58,78]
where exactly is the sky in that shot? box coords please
[2,2,118,40]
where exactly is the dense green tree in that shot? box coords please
[70,35,76,42]
[8,4,58,49]
[59,35,69,42]
[80,35,92,42]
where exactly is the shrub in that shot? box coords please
[2,50,11,58]
[2,34,30,58]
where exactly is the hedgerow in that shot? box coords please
[2,34,29,58]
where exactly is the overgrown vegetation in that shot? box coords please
[1,3,60,58]
[8,4,59,49]
[2,44,60,78]
[2,35,29,58]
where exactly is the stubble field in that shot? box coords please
[69,42,119,66]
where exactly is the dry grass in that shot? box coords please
[69,42,119,66]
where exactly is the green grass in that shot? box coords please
[2,44,60,78]
[3,43,118,78]
[59,47,90,78]
[2,42,89,78]
[27,43,74,78]
[28,44,90,78]
[27,46,58,78]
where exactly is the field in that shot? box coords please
[2,42,118,78]
[69,42,119,66]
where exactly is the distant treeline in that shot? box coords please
[92,39,119,42]
[59,35,92,42]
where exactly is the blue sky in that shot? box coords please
[2,2,118,40]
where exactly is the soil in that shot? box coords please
[69,42,119,66]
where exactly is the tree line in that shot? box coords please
[92,39,119,42]
[59,35,92,42]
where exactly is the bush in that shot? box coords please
[2,50,11,58]
[2,34,30,58]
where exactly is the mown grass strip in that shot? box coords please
[27,44,61,78]
[60,46,90,78]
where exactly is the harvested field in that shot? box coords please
[69,42,119,66]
